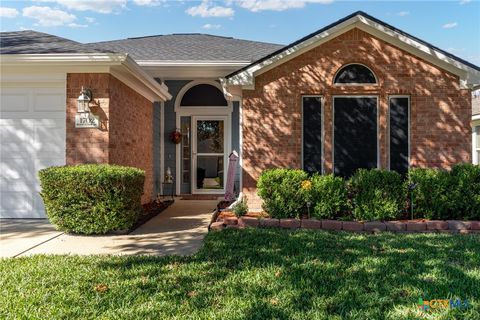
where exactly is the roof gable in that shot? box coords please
[225,11,480,89]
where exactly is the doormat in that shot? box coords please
[181,195,222,200]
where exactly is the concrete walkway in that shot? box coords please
[0,199,217,258]
[0,219,62,257]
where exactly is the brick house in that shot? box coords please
[473,89,480,165]
[1,11,479,217]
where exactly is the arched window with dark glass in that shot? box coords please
[334,64,377,84]
[180,84,228,106]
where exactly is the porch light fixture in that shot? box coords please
[77,86,92,113]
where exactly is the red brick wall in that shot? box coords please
[66,73,153,203]
[66,73,110,164]
[242,28,472,209]
[108,75,153,203]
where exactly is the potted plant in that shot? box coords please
[169,129,182,144]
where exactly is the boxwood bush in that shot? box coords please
[450,164,480,220]
[409,164,480,220]
[310,174,349,219]
[256,165,479,221]
[348,169,406,221]
[257,168,308,219]
[408,168,452,219]
[39,164,145,234]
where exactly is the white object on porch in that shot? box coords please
[224,150,238,202]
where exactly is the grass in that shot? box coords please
[1,229,479,319]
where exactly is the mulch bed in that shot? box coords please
[126,200,174,233]
[217,211,269,219]
[217,200,232,210]
[210,200,233,225]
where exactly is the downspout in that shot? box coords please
[219,78,233,100]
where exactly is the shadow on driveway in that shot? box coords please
[1,199,218,257]
[0,219,62,257]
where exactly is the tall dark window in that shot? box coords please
[389,97,409,174]
[334,97,378,178]
[180,84,228,106]
[302,96,322,174]
[334,64,377,84]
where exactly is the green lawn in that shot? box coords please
[1,229,479,320]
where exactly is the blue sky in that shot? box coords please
[1,1,479,65]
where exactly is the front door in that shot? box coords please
[192,116,227,194]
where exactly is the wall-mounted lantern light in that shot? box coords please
[75,86,99,129]
[77,86,92,113]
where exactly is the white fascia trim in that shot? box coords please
[122,55,171,101]
[473,114,480,121]
[354,18,479,86]
[227,15,480,88]
[0,53,171,102]
[136,60,251,67]
[227,18,355,87]
[0,53,127,65]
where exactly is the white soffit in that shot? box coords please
[0,53,171,102]
[137,61,251,80]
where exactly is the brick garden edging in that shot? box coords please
[210,217,480,234]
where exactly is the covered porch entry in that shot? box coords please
[159,80,240,197]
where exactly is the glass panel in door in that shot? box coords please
[195,120,225,192]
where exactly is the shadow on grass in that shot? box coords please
[89,229,480,319]
[1,229,479,319]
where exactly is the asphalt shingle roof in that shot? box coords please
[89,34,284,62]
[0,30,112,54]
[0,30,283,62]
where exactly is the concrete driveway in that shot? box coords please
[0,199,217,258]
[0,219,62,257]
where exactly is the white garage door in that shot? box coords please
[1,83,66,218]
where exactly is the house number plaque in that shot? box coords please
[75,113,100,128]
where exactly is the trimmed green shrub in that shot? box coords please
[408,168,453,219]
[410,164,480,220]
[256,165,480,221]
[349,169,406,221]
[450,164,480,220]
[257,169,308,219]
[310,174,349,219]
[39,164,145,234]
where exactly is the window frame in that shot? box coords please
[174,80,233,115]
[474,125,480,165]
[333,63,378,86]
[180,83,228,107]
[388,95,411,173]
[301,95,324,174]
[332,95,380,176]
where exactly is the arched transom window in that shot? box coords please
[180,83,228,106]
[334,64,377,84]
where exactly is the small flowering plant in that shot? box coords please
[169,128,182,144]
[301,180,312,191]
